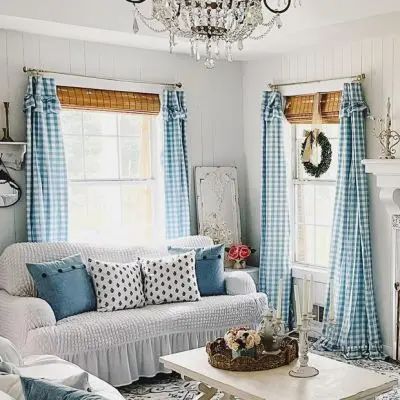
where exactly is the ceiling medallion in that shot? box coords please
[126,0,301,68]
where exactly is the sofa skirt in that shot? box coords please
[65,328,229,387]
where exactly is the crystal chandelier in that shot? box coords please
[126,0,301,68]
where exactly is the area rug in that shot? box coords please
[118,351,400,399]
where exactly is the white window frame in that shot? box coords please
[288,123,337,280]
[55,74,166,246]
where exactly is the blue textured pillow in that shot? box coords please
[168,244,225,296]
[27,254,96,321]
[21,377,105,400]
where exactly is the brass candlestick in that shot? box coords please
[0,102,13,142]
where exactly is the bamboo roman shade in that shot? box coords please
[284,91,342,124]
[57,86,161,115]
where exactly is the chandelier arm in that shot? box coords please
[263,0,291,14]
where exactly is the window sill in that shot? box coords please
[291,263,329,284]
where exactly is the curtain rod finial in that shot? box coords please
[355,73,366,82]
[269,83,278,91]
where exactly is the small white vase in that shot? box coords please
[233,260,245,269]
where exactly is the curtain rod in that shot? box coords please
[22,66,183,89]
[268,73,366,90]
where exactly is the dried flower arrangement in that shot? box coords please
[224,327,261,351]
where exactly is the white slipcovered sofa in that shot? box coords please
[1,354,124,400]
[0,236,267,386]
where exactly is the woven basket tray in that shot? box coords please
[206,336,298,372]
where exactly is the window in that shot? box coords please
[61,109,163,246]
[290,123,339,268]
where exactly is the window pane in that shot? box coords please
[315,226,331,267]
[119,114,149,136]
[84,137,119,179]
[119,135,151,179]
[297,139,316,181]
[296,125,338,181]
[296,185,314,225]
[83,111,117,136]
[323,124,339,139]
[69,183,88,241]
[324,138,338,180]
[64,136,84,180]
[61,110,82,135]
[295,124,310,139]
[69,182,120,244]
[121,184,153,245]
[64,109,159,246]
[315,185,335,226]
[296,224,315,265]
[293,123,338,269]
[296,124,338,139]
[69,182,153,246]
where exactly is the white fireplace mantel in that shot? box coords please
[362,159,400,216]
[363,159,400,359]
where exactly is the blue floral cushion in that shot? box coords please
[168,244,225,296]
[27,254,96,321]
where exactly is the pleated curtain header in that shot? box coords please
[57,86,161,115]
[284,91,342,124]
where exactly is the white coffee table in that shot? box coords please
[160,347,397,400]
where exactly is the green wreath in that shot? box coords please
[301,131,332,178]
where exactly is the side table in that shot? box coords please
[224,266,259,288]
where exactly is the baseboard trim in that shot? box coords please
[383,344,393,358]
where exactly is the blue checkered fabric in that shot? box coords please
[163,90,190,240]
[259,91,291,326]
[316,83,384,360]
[24,76,68,242]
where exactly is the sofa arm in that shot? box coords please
[225,271,257,295]
[0,290,56,351]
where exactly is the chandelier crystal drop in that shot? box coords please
[127,0,302,68]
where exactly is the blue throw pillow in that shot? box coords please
[21,377,105,400]
[168,244,225,296]
[27,254,96,321]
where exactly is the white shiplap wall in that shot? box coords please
[243,36,400,354]
[0,29,245,253]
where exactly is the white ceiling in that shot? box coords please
[1,0,400,60]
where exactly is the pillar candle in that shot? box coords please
[276,278,282,319]
[294,284,302,326]
[308,275,313,314]
[302,277,308,316]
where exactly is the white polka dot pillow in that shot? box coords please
[87,258,145,312]
[141,251,201,305]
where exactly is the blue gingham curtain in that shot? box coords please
[24,76,68,242]
[163,90,190,240]
[259,91,291,326]
[317,83,383,360]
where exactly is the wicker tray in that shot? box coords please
[206,336,298,372]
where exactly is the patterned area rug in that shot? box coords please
[118,351,400,400]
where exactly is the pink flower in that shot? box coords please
[228,245,240,261]
[238,246,251,260]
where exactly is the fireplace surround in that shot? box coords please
[363,159,400,359]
